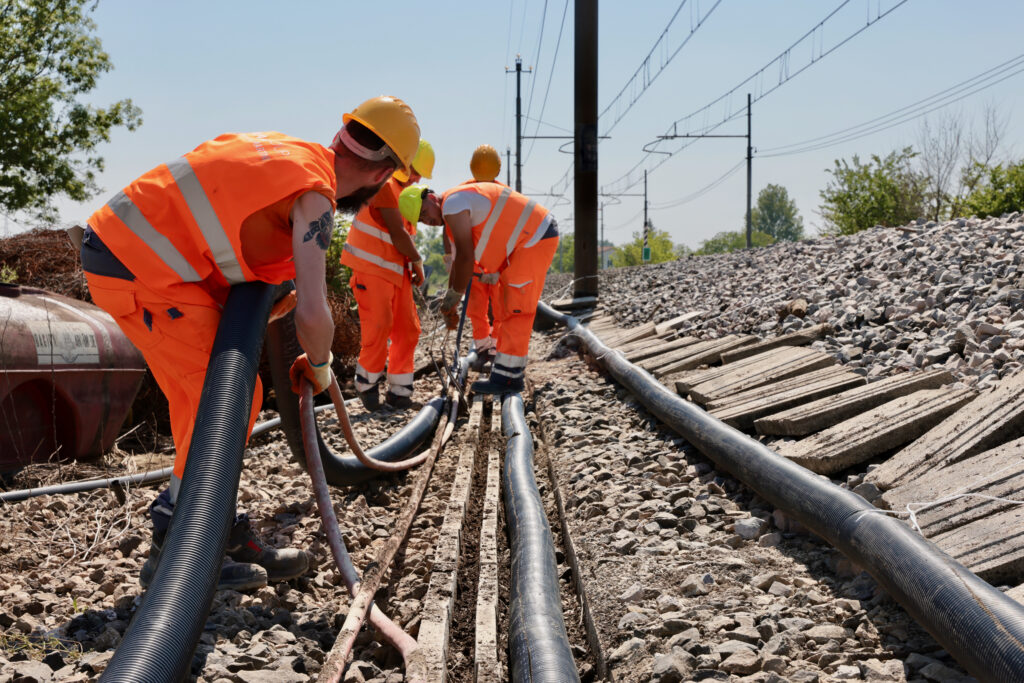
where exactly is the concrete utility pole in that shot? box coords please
[506,56,531,193]
[506,147,512,186]
[745,92,753,249]
[574,0,598,299]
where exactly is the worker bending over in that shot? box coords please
[341,139,435,410]
[452,144,505,371]
[80,96,420,591]
[399,179,559,394]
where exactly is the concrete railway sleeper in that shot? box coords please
[538,300,1024,682]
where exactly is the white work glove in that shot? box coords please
[479,272,500,285]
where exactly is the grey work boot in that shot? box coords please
[139,530,268,592]
[225,514,310,583]
[471,372,525,395]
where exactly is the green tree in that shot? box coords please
[551,233,575,273]
[963,159,1024,218]
[414,224,447,294]
[695,230,774,255]
[1,0,142,223]
[324,217,352,298]
[818,147,926,235]
[751,184,803,241]
[610,228,679,267]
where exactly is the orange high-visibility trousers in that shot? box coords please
[351,270,421,396]
[491,234,560,360]
[466,277,500,350]
[84,272,263,485]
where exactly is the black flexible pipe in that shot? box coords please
[265,313,442,486]
[538,301,1024,682]
[102,281,276,683]
[502,393,580,683]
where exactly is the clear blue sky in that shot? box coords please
[14,0,1024,250]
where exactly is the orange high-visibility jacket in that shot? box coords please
[441,182,550,274]
[88,132,337,291]
[340,177,416,287]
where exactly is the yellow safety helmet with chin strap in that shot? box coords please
[342,96,420,174]
[470,144,501,182]
[394,139,435,183]
[398,184,430,225]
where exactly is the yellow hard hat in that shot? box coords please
[394,139,435,182]
[342,96,420,173]
[470,144,501,182]
[398,184,430,224]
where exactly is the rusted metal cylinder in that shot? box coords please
[0,283,146,469]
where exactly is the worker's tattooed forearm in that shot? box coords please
[302,211,333,250]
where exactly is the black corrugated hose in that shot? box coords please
[101,281,277,682]
[502,393,580,683]
[266,309,442,486]
[538,301,1024,682]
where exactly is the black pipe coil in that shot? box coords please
[102,281,277,683]
[538,301,1024,682]
[265,311,442,486]
[502,393,580,683]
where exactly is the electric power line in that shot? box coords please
[650,159,746,210]
[524,0,571,164]
[524,0,549,127]
[760,51,1024,157]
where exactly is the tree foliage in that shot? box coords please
[1,0,142,222]
[413,224,447,294]
[818,147,926,235]
[695,229,774,255]
[750,184,803,241]
[963,159,1024,218]
[610,228,682,267]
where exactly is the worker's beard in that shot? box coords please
[335,182,385,215]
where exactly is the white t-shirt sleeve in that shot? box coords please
[442,190,492,225]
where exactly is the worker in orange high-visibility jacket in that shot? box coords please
[399,180,559,394]
[441,144,506,371]
[80,96,421,591]
[341,139,434,411]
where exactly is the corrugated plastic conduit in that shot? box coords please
[538,301,1024,682]
[502,393,580,683]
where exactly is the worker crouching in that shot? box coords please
[399,180,559,394]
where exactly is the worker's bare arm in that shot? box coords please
[290,191,336,365]
[446,209,476,292]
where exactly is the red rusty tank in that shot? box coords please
[0,282,146,470]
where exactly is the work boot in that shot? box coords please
[471,372,525,395]
[358,385,380,412]
[139,530,268,592]
[226,514,310,583]
[385,390,413,409]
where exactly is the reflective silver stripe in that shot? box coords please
[474,188,512,262]
[343,243,404,275]
[355,363,384,391]
[166,157,246,284]
[523,213,553,249]
[107,191,202,282]
[352,218,394,245]
[504,200,537,257]
[494,351,528,368]
[507,280,533,289]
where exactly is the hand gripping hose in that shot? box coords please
[298,380,419,668]
[502,393,580,683]
[265,311,442,486]
[101,281,277,683]
[538,301,1024,682]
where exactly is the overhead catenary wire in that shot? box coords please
[601,0,912,197]
[599,0,724,136]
